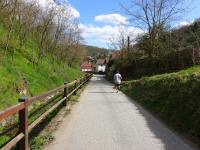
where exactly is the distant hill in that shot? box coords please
[83,45,111,58]
[171,18,200,50]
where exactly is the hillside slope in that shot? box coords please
[121,66,200,148]
[0,25,83,111]
[83,45,110,58]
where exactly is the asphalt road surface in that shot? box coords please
[45,75,195,150]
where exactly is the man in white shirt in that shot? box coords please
[114,71,122,90]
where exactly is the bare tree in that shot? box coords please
[121,0,191,57]
[4,0,18,56]
[0,0,84,67]
[109,26,127,51]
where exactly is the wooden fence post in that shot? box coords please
[74,80,77,95]
[63,82,67,106]
[87,74,90,82]
[18,97,29,150]
[80,78,82,88]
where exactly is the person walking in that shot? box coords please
[114,71,122,90]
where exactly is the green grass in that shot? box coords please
[0,25,83,110]
[0,52,83,110]
[122,65,200,148]
[30,134,54,150]
[0,136,10,147]
[0,23,84,148]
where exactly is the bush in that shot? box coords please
[110,48,200,80]
[122,66,200,147]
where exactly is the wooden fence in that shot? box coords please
[0,74,92,150]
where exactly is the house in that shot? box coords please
[95,59,107,73]
[110,51,121,61]
[81,63,94,72]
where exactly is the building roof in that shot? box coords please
[81,63,94,69]
[110,51,121,60]
[96,59,106,65]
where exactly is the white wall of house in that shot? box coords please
[82,68,92,72]
[96,65,106,73]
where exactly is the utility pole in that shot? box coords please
[127,36,130,51]
[127,36,130,60]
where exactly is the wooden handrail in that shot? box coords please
[1,133,24,150]
[27,85,64,105]
[0,103,25,122]
[0,74,92,150]
[28,97,67,132]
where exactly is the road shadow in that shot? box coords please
[124,95,199,150]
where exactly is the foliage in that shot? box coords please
[0,0,85,65]
[0,1,85,147]
[0,11,84,110]
[171,19,200,49]
[122,0,189,57]
[30,134,54,150]
[121,65,200,147]
[107,48,200,80]
[107,19,200,80]
[107,16,200,81]
[0,49,83,110]
[0,136,10,147]
[136,18,200,57]
[83,45,110,58]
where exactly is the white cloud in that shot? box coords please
[174,21,192,28]
[81,13,144,48]
[26,0,80,18]
[95,14,128,25]
[179,21,191,26]
[79,24,144,48]
[68,5,80,18]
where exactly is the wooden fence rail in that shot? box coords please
[0,74,92,150]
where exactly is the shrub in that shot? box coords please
[122,66,200,147]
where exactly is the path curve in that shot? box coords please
[45,75,195,150]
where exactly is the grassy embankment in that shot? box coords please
[121,65,200,147]
[0,24,83,111]
[0,22,84,148]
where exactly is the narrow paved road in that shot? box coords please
[45,75,195,150]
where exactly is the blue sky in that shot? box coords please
[68,0,200,48]
[69,0,125,25]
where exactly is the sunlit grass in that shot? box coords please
[0,25,83,110]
